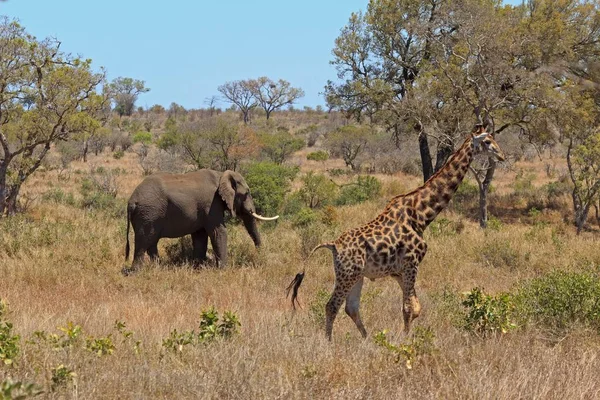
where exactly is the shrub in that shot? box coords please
[162,308,241,352]
[243,162,299,217]
[374,327,436,369]
[428,218,465,237]
[461,288,516,336]
[292,207,318,228]
[0,378,43,399]
[477,240,520,269]
[132,131,152,145]
[281,192,304,216]
[0,300,19,366]
[259,131,305,164]
[42,188,76,207]
[112,150,125,159]
[306,151,329,162]
[51,365,76,391]
[514,271,600,332]
[79,170,124,217]
[299,172,338,208]
[335,175,382,206]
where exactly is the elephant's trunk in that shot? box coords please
[242,213,262,247]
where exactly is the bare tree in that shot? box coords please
[247,77,304,119]
[204,95,219,117]
[217,80,256,123]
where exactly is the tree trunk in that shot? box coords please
[0,163,7,217]
[82,139,89,162]
[434,141,454,172]
[418,132,434,182]
[265,109,271,120]
[5,184,20,216]
[572,190,589,234]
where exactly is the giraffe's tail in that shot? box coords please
[286,242,336,310]
[308,242,336,258]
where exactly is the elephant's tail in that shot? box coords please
[286,241,336,310]
[125,203,135,260]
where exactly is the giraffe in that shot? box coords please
[286,126,506,340]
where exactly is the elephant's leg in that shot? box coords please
[122,230,158,276]
[147,242,159,263]
[192,230,209,266]
[209,225,228,268]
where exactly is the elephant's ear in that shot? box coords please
[218,170,237,217]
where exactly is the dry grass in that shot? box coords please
[1,148,600,399]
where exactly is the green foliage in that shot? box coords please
[79,171,124,218]
[428,218,465,238]
[243,162,299,216]
[50,365,76,391]
[85,335,115,357]
[162,308,241,353]
[462,288,516,336]
[299,172,338,208]
[0,300,19,366]
[514,271,600,332]
[291,208,318,228]
[132,131,152,145]
[259,131,305,164]
[325,125,372,170]
[109,76,150,117]
[454,180,479,204]
[41,188,76,207]
[306,151,329,162]
[374,327,436,369]
[112,150,124,159]
[0,378,43,399]
[335,175,382,206]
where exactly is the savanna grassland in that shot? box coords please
[2,111,600,399]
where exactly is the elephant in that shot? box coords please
[123,169,278,275]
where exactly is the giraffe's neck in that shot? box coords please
[408,136,474,230]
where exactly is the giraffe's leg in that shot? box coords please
[325,275,360,341]
[393,263,421,333]
[344,277,367,339]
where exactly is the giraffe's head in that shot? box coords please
[471,125,505,162]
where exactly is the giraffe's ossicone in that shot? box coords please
[287,126,506,340]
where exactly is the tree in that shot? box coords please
[247,77,304,119]
[109,76,149,117]
[204,95,219,117]
[0,18,107,216]
[217,80,256,123]
[259,129,305,164]
[325,125,372,170]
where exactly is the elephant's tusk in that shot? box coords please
[251,212,279,221]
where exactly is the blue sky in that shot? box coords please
[1,0,521,110]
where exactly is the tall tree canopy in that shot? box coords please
[0,17,108,216]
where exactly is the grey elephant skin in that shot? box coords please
[123,169,277,275]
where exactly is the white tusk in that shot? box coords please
[251,212,279,221]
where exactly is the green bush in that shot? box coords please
[335,175,382,206]
[132,131,152,145]
[42,188,76,207]
[243,162,299,217]
[306,151,329,162]
[162,308,241,352]
[374,327,436,369]
[299,172,338,208]
[292,207,318,228]
[462,288,516,336]
[281,191,305,216]
[0,378,43,399]
[112,150,125,159]
[0,300,19,366]
[514,271,600,332]
[453,180,479,205]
